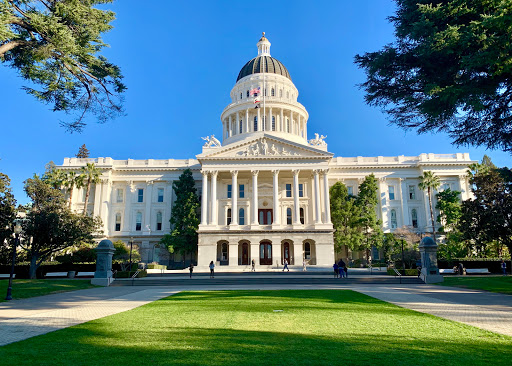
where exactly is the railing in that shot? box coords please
[131,269,141,286]
[392,268,402,284]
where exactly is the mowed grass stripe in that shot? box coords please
[1,290,510,366]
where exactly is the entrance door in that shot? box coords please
[258,209,273,225]
[283,242,290,265]
[241,243,249,265]
[260,242,272,265]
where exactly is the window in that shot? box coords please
[286,208,292,225]
[286,118,290,133]
[390,209,397,229]
[137,188,144,203]
[347,186,353,196]
[239,120,243,134]
[116,189,123,203]
[227,209,232,225]
[115,213,121,232]
[409,185,416,200]
[156,211,162,231]
[271,88,275,96]
[264,88,267,96]
[227,184,232,198]
[239,184,245,198]
[135,212,142,231]
[240,92,242,100]
[254,116,258,132]
[262,116,266,130]
[304,242,311,260]
[221,243,228,261]
[82,188,87,202]
[157,188,164,202]
[280,89,283,97]
[411,209,418,228]
[388,186,395,200]
[272,116,275,131]
[246,90,249,98]
[239,208,245,225]
[286,184,292,197]
[300,208,305,224]
[442,183,450,191]
[299,183,304,197]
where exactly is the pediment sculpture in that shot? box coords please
[309,133,327,146]
[237,138,300,157]
[202,135,222,148]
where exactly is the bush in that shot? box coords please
[147,264,166,270]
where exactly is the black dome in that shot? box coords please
[236,56,291,82]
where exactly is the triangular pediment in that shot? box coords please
[197,134,333,160]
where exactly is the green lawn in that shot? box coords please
[439,276,512,294]
[0,290,510,365]
[0,279,96,302]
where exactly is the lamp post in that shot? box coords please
[5,222,22,301]
[401,239,405,275]
[129,237,134,272]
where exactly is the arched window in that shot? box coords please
[411,209,418,228]
[115,213,121,232]
[286,208,292,225]
[221,243,228,261]
[390,209,397,229]
[135,212,142,231]
[304,242,311,259]
[156,211,162,231]
[280,89,283,97]
[271,88,275,96]
[239,208,245,225]
[254,116,258,132]
[239,120,243,134]
[300,208,305,224]
[227,209,232,225]
[246,90,249,98]
[286,118,290,133]
[240,92,242,100]
[272,116,276,131]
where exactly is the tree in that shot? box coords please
[418,171,440,242]
[355,0,512,153]
[435,188,462,231]
[21,175,102,278]
[42,161,67,189]
[160,169,199,263]
[329,181,364,254]
[0,173,16,264]
[112,240,140,271]
[393,226,421,269]
[0,0,126,131]
[76,144,90,158]
[63,170,84,208]
[81,162,101,215]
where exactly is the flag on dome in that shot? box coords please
[250,87,260,96]
[254,99,260,104]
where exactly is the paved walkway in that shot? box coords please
[1,279,511,346]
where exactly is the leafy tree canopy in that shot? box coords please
[435,188,462,230]
[330,181,363,252]
[0,173,17,264]
[355,0,512,153]
[0,0,126,131]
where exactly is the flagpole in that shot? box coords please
[262,32,265,132]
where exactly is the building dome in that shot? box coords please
[236,56,291,82]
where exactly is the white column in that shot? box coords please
[222,120,227,140]
[229,242,238,266]
[246,109,249,133]
[93,181,102,217]
[144,182,153,233]
[231,170,238,226]
[210,171,218,226]
[310,174,316,223]
[280,108,284,132]
[257,108,261,131]
[314,170,322,224]
[123,182,132,234]
[236,111,239,135]
[251,170,259,225]
[268,107,272,131]
[401,178,410,226]
[322,170,331,224]
[304,117,308,139]
[292,169,300,225]
[298,114,301,136]
[272,170,280,225]
[201,170,208,226]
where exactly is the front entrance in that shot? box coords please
[283,242,290,265]
[258,209,273,225]
[241,243,249,265]
[260,241,272,265]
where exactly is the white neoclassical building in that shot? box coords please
[58,34,475,268]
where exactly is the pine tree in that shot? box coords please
[76,144,90,159]
[0,173,17,264]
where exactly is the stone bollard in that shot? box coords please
[419,236,443,284]
[91,239,115,286]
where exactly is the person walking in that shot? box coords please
[502,260,507,276]
[209,261,215,278]
[188,263,194,279]
[339,260,346,278]
[283,259,289,272]
[251,259,256,272]
[333,263,339,278]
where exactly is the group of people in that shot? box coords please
[333,260,348,278]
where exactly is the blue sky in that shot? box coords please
[1,0,510,204]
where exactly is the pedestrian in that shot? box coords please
[343,263,348,278]
[502,260,507,276]
[333,263,339,278]
[283,259,289,272]
[188,263,194,278]
[303,259,307,272]
[339,260,346,278]
[209,260,215,278]
[458,262,464,276]
[251,259,256,272]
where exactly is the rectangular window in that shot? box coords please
[115,223,121,231]
[137,188,144,203]
[116,189,123,203]
[227,184,232,198]
[157,222,162,231]
[299,184,304,197]
[239,184,244,198]
[286,208,292,225]
[157,188,164,202]
[409,185,415,200]
[347,186,353,196]
[286,184,292,197]
[442,183,450,191]
[227,209,232,225]
[388,186,395,200]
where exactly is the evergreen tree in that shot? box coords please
[435,188,462,231]
[76,144,90,159]
[160,169,199,263]
[0,0,126,131]
[0,173,17,264]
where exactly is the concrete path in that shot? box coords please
[1,279,511,346]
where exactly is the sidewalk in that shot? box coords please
[1,278,511,346]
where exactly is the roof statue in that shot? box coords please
[201,135,222,148]
[309,133,327,147]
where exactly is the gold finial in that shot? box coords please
[262,32,265,36]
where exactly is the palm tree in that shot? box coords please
[44,168,67,190]
[418,171,441,242]
[64,171,85,209]
[81,163,101,215]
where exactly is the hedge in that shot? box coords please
[115,270,147,278]
[0,263,130,279]
[438,259,510,274]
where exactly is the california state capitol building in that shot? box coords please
[57,34,475,269]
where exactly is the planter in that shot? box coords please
[67,271,76,279]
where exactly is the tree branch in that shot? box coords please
[0,40,35,56]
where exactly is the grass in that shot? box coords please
[0,290,511,365]
[438,276,512,294]
[0,279,96,302]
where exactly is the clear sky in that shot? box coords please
[1,0,510,204]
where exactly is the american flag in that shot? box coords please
[254,99,260,104]
[250,87,261,96]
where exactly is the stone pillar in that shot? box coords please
[144,181,153,233]
[322,170,331,224]
[200,170,208,226]
[268,107,272,131]
[419,237,443,283]
[210,171,218,226]
[400,178,410,226]
[293,242,303,265]
[122,182,132,234]
[246,109,249,133]
[257,108,261,131]
[236,111,239,135]
[310,174,316,222]
[280,108,284,132]
[228,115,232,137]
[229,242,238,266]
[272,170,280,226]
[92,239,115,286]
[231,170,238,226]
[314,170,322,224]
[93,181,102,217]
[251,170,259,225]
[292,169,300,225]
[251,243,259,267]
